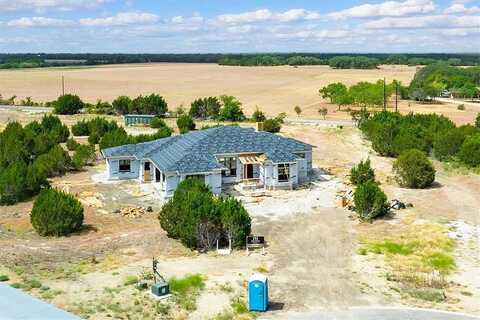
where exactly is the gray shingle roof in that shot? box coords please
[102,126,312,174]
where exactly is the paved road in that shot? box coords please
[285,117,355,127]
[436,98,480,108]
[0,105,53,113]
[275,307,480,320]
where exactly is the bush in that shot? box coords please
[159,179,251,250]
[112,96,132,115]
[0,162,29,205]
[353,181,389,221]
[350,159,375,185]
[457,104,466,111]
[190,97,221,119]
[476,113,480,129]
[72,145,96,170]
[393,149,435,189]
[30,188,84,236]
[251,107,266,122]
[129,94,168,116]
[71,120,89,136]
[263,118,282,133]
[433,129,466,161]
[53,94,84,115]
[99,128,130,150]
[218,96,245,122]
[150,117,167,129]
[66,138,80,151]
[177,114,196,134]
[458,134,480,167]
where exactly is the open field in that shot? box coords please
[0,63,415,115]
[1,106,479,318]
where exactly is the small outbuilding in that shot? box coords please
[248,273,269,312]
[124,114,156,126]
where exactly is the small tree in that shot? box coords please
[393,149,435,189]
[54,94,84,115]
[353,181,389,221]
[263,118,281,133]
[72,144,96,170]
[218,95,245,122]
[433,129,466,161]
[30,188,84,236]
[177,114,196,134]
[251,107,266,122]
[0,162,28,205]
[458,134,480,167]
[150,117,168,129]
[350,159,375,185]
[71,120,90,136]
[294,105,302,117]
[66,138,80,151]
[112,96,132,115]
[318,107,328,120]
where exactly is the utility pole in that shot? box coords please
[383,77,387,111]
[61,75,65,96]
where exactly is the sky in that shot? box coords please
[0,0,479,53]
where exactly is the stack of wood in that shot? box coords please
[120,206,146,218]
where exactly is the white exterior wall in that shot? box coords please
[206,172,222,195]
[107,158,140,180]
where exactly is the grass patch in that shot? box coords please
[122,275,138,286]
[360,223,456,288]
[401,287,446,302]
[169,274,205,312]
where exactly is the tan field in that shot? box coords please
[0,63,417,116]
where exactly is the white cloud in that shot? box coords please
[6,17,73,27]
[362,14,480,29]
[444,3,480,14]
[329,0,436,19]
[80,12,160,27]
[217,8,321,24]
[227,25,254,34]
[0,0,109,12]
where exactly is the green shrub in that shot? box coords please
[476,113,480,129]
[433,129,466,161]
[66,138,80,151]
[53,94,84,115]
[150,117,167,129]
[263,118,282,133]
[99,128,130,150]
[159,179,251,250]
[251,107,266,122]
[350,159,375,185]
[71,120,89,136]
[72,145,96,170]
[458,134,480,167]
[393,149,435,189]
[0,275,9,282]
[190,97,221,119]
[123,275,139,286]
[353,181,389,221]
[129,94,168,116]
[218,96,245,122]
[30,188,84,236]
[87,132,100,145]
[177,114,196,134]
[0,162,29,205]
[112,96,132,115]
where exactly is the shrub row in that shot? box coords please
[159,179,251,250]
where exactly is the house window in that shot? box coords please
[219,157,237,177]
[278,164,290,182]
[119,160,131,172]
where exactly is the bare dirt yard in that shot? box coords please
[1,111,479,319]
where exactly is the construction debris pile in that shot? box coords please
[117,206,153,218]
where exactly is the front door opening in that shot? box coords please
[245,164,254,179]
[144,162,152,182]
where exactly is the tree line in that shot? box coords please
[1,53,479,70]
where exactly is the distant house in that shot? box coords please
[101,126,313,198]
[124,114,156,126]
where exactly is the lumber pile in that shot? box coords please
[120,206,146,218]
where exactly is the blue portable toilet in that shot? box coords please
[248,273,268,312]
